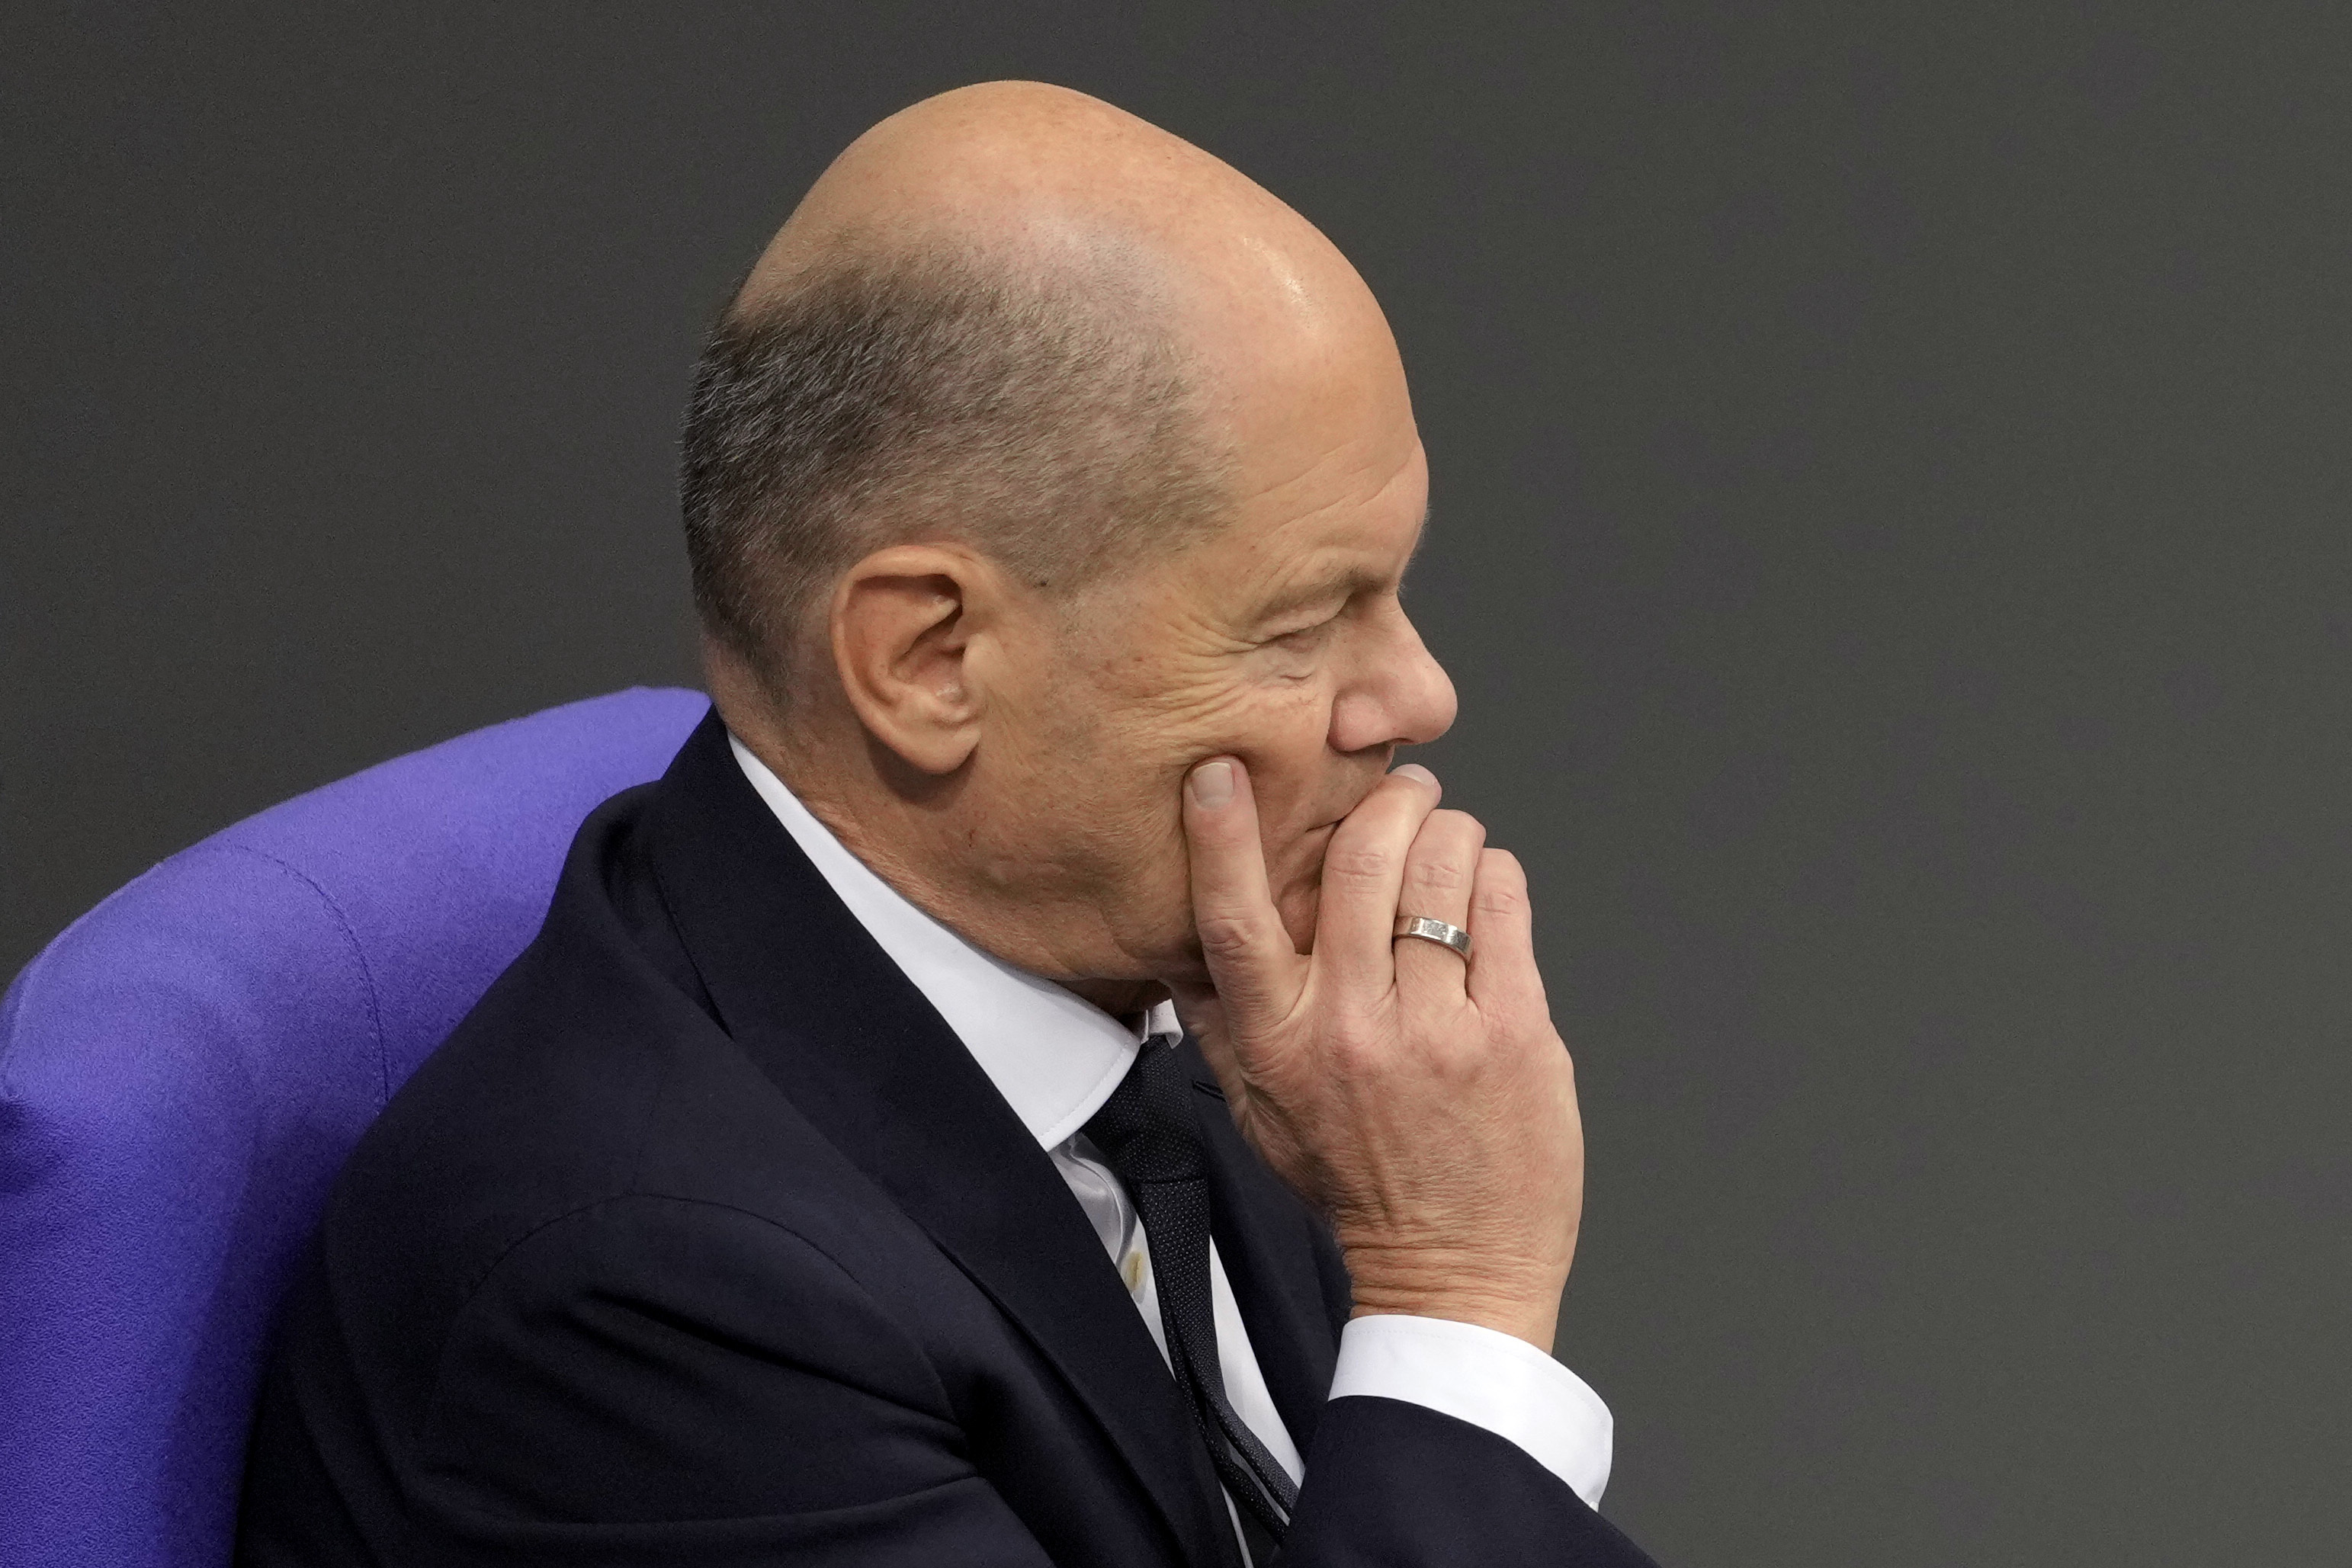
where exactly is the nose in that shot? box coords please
[1329,604,1458,754]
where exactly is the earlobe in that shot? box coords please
[829,545,990,776]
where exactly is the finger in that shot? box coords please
[1392,809,1487,998]
[1182,757,1306,1031]
[1311,763,1444,992]
[1464,847,1547,1016]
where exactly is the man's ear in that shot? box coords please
[828,543,999,775]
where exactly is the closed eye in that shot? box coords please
[1268,612,1343,649]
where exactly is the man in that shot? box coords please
[238,82,1662,1566]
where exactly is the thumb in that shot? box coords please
[1180,757,1303,1037]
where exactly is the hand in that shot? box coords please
[1166,757,1584,1352]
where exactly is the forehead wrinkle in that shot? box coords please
[1215,431,1424,578]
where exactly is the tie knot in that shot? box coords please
[1081,1035,1204,1185]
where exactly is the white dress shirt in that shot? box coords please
[730,737,1614,1517]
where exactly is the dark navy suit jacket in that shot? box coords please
[236,711,1661,1566]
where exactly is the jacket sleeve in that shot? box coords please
[1286,1394,1661,1567]
[403,1194,1059,1568]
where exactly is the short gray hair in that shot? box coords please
[679,247,1230,696]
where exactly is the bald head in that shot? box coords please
[681,82,1404,698]
[736,82,1370,340]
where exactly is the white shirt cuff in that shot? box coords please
[1327,1313,1613,1508]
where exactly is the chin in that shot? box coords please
[1273,886,1321,956]
[1269,829,1335,953]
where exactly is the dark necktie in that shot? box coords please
[1083,1035,1298,1560]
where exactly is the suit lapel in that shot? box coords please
[643,713,1234,1566]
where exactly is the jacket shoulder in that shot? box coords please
[309,787,896,1425]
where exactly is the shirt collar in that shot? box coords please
[730,735,1178,1150]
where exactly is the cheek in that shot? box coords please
[1083,634,1344,919]
[1115,657,1334,816]
[1222,687,1336,811]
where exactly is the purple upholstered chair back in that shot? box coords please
[0,687,708,1568]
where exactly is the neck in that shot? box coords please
[724,693,1168,1027]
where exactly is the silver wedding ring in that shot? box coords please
[1392,914,1473,960]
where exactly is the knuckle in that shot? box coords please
[1419,1027,1486,1084]
[1194,912,1260,963]
[1406,856,1468,893]
[1474,878,1526,917]
[1474,851,1529,911]
[1321,993,1391,1048]
[1324,1028,1380,1079]
[1430,807,1486,840]
[1325,845,1395,884]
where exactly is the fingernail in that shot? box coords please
[1189,759,1234,808]
[1391,763,1439,790]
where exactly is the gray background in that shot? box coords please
[5,3,2346,1562]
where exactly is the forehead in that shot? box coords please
[1147,250,1426,614]
[1205,429,1429,608]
